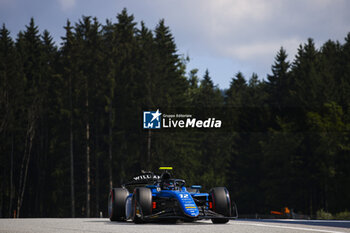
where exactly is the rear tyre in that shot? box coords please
[210,187,231,224]
[132,187,152,223]
[108,188,129,221]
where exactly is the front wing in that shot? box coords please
[141,204,238,221]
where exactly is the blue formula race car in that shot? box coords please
[108,167,238,224]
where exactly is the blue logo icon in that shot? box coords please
[143,109,162,129]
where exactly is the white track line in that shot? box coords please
[233,222,347,233]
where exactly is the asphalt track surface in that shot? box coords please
[1,218,350,233]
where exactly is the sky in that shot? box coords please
[1,0,349,89]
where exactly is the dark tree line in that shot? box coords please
[0,9,349,218]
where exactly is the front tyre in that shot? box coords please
[210,187,231,224]
[108,188,129,221]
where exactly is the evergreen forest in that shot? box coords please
[0,9,349,218]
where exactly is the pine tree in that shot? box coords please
[113,8,139,182]
[0,24,22,134]
[135,21,157,169]
[291,38,320,110]
[186,68,199,102]
[154,19,187,108]
[101,19,116,190]
[15,17,43,218]
[0,24,24,218]
[32,29,57,216]
[266,47,290,110]
[193,69,222,108]
[318,40,341,104]
[60,19,76,217]
[225,71,248,126]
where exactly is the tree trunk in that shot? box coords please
[69,76,75,218]
[86,85,90,218]
[9,134,14,217]
[16,113,36,218]
[95,124,100,217]
[34,123,44,216]
[70,121,75,218]
[147,129,151,170]
[40,114,49,217]
[309,192,313,216]
[0,164,3,218]
[108,98,113,190]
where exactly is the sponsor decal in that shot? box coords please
[133,174,160,181]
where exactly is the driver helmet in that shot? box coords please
[161,171,174,190]
[163,181,175,190]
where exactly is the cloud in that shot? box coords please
[223,38,302,61]
[150,0,349,79]
[57,0,76,11]
[0,0,16,8]
[3,0,346,87]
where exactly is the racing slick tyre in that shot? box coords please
[210,187,231,224]
[108,188,129,221]
[132,187,152,223]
